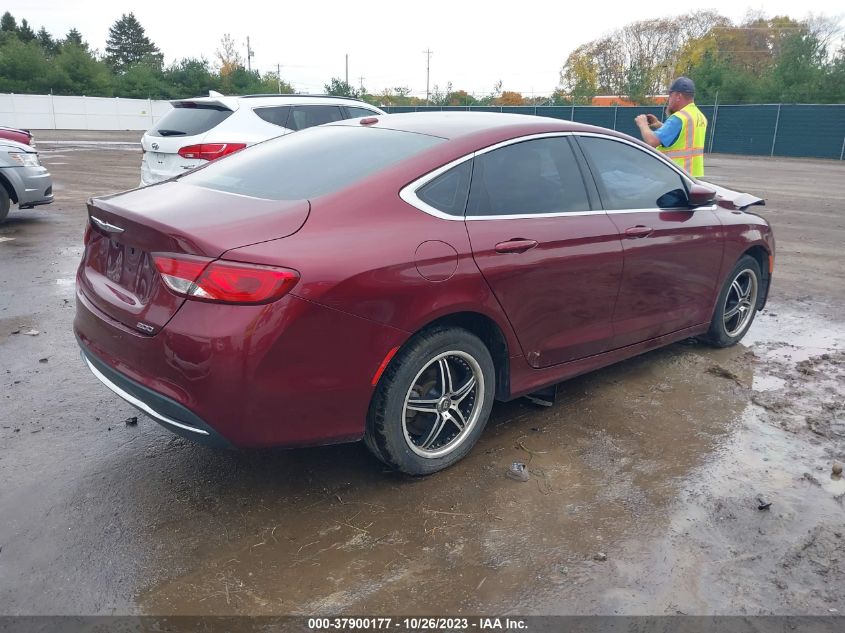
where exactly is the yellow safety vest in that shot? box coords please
[658,103,707,178]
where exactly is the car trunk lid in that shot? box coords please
[78,182,310,334]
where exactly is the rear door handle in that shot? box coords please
[494,239,539,254]
[624,226,654,238]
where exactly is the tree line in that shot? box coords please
[559,10,845,104]
[1,10,843,105]
[0,12,292,99]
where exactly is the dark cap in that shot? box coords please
[668,77,695,95]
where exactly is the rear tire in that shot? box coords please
[701,255,762,347]
[0,187,10,223]
[365,327,495,475]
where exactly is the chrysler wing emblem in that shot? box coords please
[90,216,125,234]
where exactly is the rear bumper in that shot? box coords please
[79,342,232,448]
[74,281,409,449]
[140,153,202,187]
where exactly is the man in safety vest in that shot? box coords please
[635,77,707,178]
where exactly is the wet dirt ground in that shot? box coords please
[0,132,843,616]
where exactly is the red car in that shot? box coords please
[0,126,34,147]
[75,113,774,474]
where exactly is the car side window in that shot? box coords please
[288,106,344,131]
[416,160,472,216]
[345,106,379,119]
[577,136,688,210]
[253,106,291,128]
[466,137,590,216]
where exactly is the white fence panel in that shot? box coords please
[0,93,172,130]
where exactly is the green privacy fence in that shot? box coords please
[380,104,845,160]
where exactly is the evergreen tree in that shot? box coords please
[0,12,17,33]
[36,27,58,55]
[63,28,87,50]
[18,19,36,43]
[105,13,162,72]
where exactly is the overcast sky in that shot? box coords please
[8,0,844,97]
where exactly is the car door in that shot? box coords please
[463,136,624,368]
[575,135,724,348]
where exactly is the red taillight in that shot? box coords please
[153,254,298,304]
[177,143,247,161]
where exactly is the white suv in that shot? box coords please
[140,93,385,186]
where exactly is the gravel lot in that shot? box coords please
[1,134,843,616]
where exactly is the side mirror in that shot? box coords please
[687,183,717,208]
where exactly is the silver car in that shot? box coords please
[0,139,53,223]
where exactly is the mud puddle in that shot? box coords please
[130,303,843,615]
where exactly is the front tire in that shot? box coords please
[365,327,495,475]
[701,255,762,347]
[0,187,10,223]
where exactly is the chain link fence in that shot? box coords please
[381,104,845,160]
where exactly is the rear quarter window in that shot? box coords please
[149,103,233,137]
[182,126,444,200]
[253,106,291,128]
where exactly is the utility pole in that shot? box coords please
[358,75,365,93]
[245,36,254,72]
[277,63,281,93]
[345,54,349,86]
[423,49,433,105]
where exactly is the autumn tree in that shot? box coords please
[215,34,243,77]
[495,91,525,106]
[376,86,418,106]
[559,10,732,103]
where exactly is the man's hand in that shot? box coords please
[635,114,662,148]
[645,113,660,128]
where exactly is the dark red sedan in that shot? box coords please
[75,113,774,474]
[0,125,34,146]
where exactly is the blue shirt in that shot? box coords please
[655,115,682,147]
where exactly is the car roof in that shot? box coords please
[171,94,382,111]
[332,111,620,141]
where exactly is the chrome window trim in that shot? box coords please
[82,353,210,436]
[400,130,700,221]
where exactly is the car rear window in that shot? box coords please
[181,126,445,200]
[148,103,233,138]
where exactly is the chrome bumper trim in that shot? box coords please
[82,353,210,436]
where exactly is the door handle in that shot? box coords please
[494,239,539,254]
[624,226,654,238]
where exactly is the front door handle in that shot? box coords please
[494,239,539,254]
[624,226,654,238]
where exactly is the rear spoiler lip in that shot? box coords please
[698,180,766,211]
[167,98,237,112]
